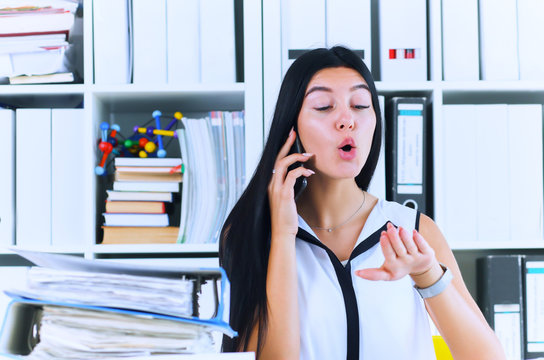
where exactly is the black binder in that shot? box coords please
[477,255,524,360]
[385,97,430,215]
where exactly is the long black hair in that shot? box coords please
[219,46,382,355]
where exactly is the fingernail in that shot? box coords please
[307,169,315,175]
[387,222,392,229]
[302,153,313,157]
[289,128,294,137]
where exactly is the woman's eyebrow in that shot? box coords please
[351,84,371,92]
[305,86,331,97]
[305,83,371,97]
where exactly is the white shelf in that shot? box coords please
[451,241,544,250]
[0,84,85,95]
[440,80,544,92]
[375,81,436,92]
[92,243,219,254]
[91,82,245,93]
[2,246,85,255]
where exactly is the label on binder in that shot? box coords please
[493,304,521,359]
[397,103,423,194]
[526,261,544,352]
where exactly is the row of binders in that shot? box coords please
[0,108,90,249]
[0,249,239,358]
[100,111,245,245]
[443,0,544,81]
[0,0,79,84]
[379,98,544,247]
[93,0,237,85]
[441,104,543,245]
[478,255,544,360]
[280,0,544,82]
[278,0,427,82]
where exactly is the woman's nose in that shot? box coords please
[335,109,354,131]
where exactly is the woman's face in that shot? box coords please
[297,66,377,180]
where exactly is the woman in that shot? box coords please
[219,46,505,360]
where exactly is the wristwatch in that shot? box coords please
[414,263,453,299]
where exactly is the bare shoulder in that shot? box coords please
[417,213,468,289]
[418,214,447,247]
[417,214,456,267]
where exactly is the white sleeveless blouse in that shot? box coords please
[295,198,436,360]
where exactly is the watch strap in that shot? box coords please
[414,263,453,299]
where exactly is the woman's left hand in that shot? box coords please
[355,222,438,281]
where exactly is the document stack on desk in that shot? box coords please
[0,250,236,359]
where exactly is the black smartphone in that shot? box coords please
[290,134,308,200]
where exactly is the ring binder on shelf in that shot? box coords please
[385,97,429,215]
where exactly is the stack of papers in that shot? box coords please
[0,250,236,359]
[13,267,194,318]
[27,306,214,359]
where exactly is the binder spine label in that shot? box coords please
[526,262,544,352]
[397,103,423,194]
[493,305,522,359]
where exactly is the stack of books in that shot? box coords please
[0,1,80,84]
[0,250,237,359]
[101,157,183,245]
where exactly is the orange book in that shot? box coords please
[101,226,179,244]
[114,172,183,182]
[105,201,165,214]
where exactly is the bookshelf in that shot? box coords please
[0,0,262,260]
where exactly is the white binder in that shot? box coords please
[280,0,325,76]
[0,110,14,247]
[51,109,89,248]
[16,109,52,247]
[200,0,236,83]
[507,105,543,242]
[517,0,544,80]
[132,0,167,84]
[378,0,427,81]
[326,0,371,69]
[441,0,479,81]
[167,0,200,84]
[475,105,510,242]
[442,105,478,245]
[479,0,519,80]
[93,0,131,84]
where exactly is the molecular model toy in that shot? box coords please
[95,110,183,175]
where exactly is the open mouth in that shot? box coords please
[340,145,353,152]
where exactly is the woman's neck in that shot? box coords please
[296,175,366,231]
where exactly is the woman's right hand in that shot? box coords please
[268,128,315,237]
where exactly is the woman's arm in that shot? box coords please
[245,232,300,359]
[355,217,505,360]
[417,214,505,360]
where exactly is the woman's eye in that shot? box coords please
[354,105,371,110]
[315,106,332,111]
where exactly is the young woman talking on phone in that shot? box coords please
[219,46,505,360]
